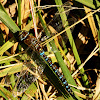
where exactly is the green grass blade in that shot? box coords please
[0,90,9,100]
[0,63,23,77]
[0,56,17,64]
[0,3,20,33]
[0,37,16,55]
[21,83,37,100]
[0,86,18,100]
[74,0,100,9]
[10,74,16,89]
[18,0,21,28]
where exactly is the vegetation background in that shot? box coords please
[0,0,100,100]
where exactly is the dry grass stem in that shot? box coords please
[72,45,99,77]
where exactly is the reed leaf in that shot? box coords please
[0,3,20,33]
[74,0,100,9]
[0,85,18,100]
[18,0,21,27]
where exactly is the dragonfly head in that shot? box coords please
[18,30,29,41]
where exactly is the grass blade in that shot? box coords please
[74,0,100,9]
[0,3,20,33]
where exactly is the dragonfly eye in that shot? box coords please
[18,30,29,41]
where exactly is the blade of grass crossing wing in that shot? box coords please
[21,83,37,100]
[55,0,89,87]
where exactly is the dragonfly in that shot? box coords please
[17,2,77,99]
[16,30,78,100]
[2,1,79,99]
